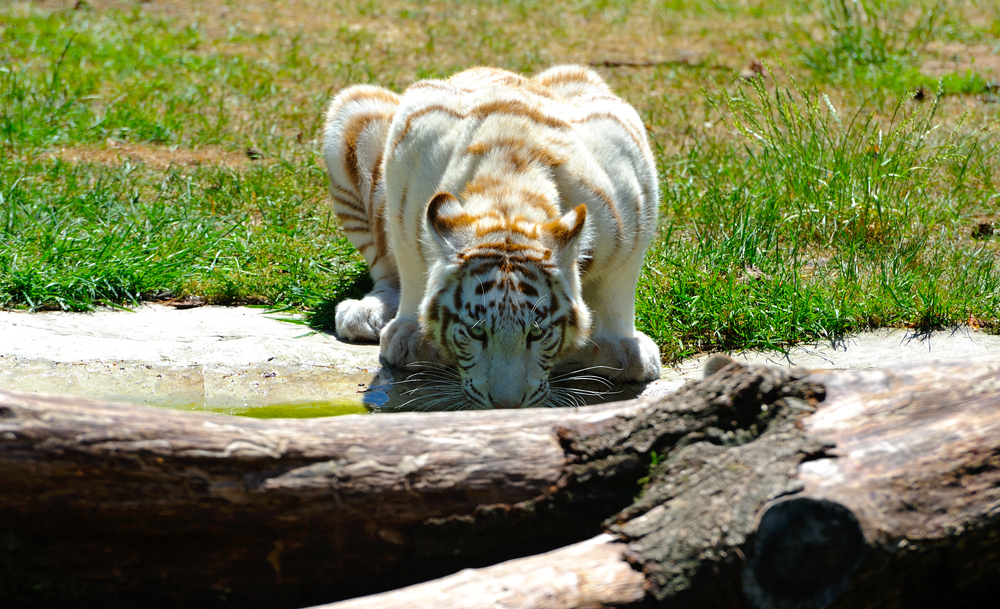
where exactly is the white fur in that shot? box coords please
[324,66,662,394]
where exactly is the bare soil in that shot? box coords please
[921,42,1000,78]
[46,140,249,169]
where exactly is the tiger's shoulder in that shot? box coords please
[385,65,645,147]
[382,65,657,277]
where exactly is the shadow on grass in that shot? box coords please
[304,272,373,333]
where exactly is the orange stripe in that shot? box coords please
[534,67,597,87]
[391,104,465,153]
[471,241,549,254]
[329,180,359,200]
[573,111,645,152]
[469,99,569,130]
[372,207,390,266]
[341,224,371,232]
[342,111,394,199]
[458,250,556,270]
[472,221,540,239]
[337,86,401,108]
[466,136,567,168]
[333,210,368,225]
[459,176,558,216]
[461,174,509,197]
[406,80,459,94]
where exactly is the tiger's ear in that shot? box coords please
[426,192,467,253]
[545,204,587,252]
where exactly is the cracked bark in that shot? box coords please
[2,357,1000,609]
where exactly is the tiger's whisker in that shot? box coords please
[548,392,576,409]
[400,384,456,397]
[402,362,461,377]
[395,387,464,411]
[416,394,463,412]
[395,373,460,384]
[550,375,615,388]
[549,365,622,381]
[395,396,426,410]
[554,387,621,397]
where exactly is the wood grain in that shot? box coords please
[317,534,645,609]
[614,357,1000,608]
[0,390,642,605]
[4,357,1000,609]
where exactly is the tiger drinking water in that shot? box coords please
[323,65,661,410]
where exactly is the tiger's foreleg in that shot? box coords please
[573,255,662,382]
[322,85,401,341]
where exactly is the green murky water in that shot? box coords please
[173,399,370,418]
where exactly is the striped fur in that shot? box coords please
[323,65,661,409]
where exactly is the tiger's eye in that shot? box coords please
[469,324,486,338]
[528,326,543,340]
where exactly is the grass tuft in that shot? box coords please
[639,68,999,361]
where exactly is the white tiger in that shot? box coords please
[323,65,661,409]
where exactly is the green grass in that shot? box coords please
[793,0,998,96]
[0,155,366,310]
[1,0,998,362]
[1,7,367,310]
[637,70,999,358]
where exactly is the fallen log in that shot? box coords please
[0,391,637,607]
[313,357,1000,609]
[0,363,796,607]
[320,534,646,609]
[2,356,1000,608]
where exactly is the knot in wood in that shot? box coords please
[699,364,796,429]
[743,497,865,609]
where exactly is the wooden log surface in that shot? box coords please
[313,356,1000,609]
[316,534,645,609]
[3,356,1000,609]
[0,391,639,606]
[615,357,1000,608]
[0,365,781,607]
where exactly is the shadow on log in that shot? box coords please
[2,357,1000,608]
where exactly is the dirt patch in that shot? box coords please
[47,141,249,170]
[921,42,1000,78]
[23,0,361,39]
[23,0,769,71]
[16,1,998,159]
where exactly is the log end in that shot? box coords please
[742,497,865,609]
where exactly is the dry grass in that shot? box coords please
[16,0,997,151]
[46,140,249,169]
[921,42,1000,77]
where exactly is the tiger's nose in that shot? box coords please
[491,396,522,409]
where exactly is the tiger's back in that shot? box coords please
[324,65,661,409]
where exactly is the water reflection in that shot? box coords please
[362,364,656,413]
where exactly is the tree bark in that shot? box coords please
[317,534,646,609]
[309,356,1000,609]
[2,356,1000,608]
[0,391,637,607]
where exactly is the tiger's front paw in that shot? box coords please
[575,331,662,382]
[335,294,397,342]
[379,318,445,369]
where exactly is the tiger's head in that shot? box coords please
[420,192,592,409]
